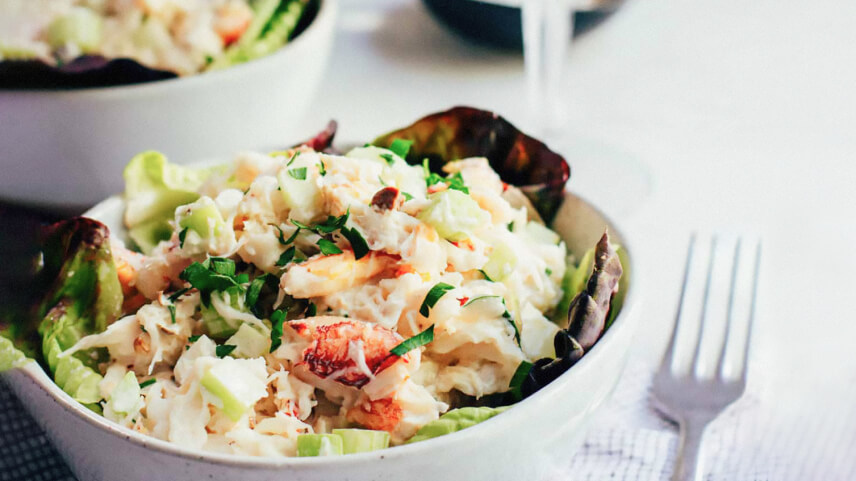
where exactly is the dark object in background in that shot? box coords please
[0,55,178,90]
[422,0,619,50]
[0,0,320,90]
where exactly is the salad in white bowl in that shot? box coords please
[0,0,318,81]
[0,108,626,461]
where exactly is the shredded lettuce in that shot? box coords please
[406,406,509,444]
[123,151,223,254]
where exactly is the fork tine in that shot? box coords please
[689,235,718,374]
[739,241,762,381]
[660,234,697,372]
[715,238,742,378]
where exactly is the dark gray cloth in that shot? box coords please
[0,379,75,481]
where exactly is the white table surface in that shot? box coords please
[300,0,856,478]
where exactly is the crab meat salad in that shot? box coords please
[0,113,625,458]
[0,0,316,76]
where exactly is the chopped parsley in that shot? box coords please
[509,361,533,401]
[318,161,327,176]
[216,344,236,358]
[276,246,296,266]
[139,379,156,389]
[545,268,553,276]
[380,153,396,165]
[402,192,414,201]
[245,274,278,317]
[188,335,202,343]
[288,167,307,180]
[178,227,189,248]
[317,238,343,255]
[419,283,455,317]
[389,138,414,159]
[168,288,190,303]
[287,151,301,166]
[479,270,494,282]
[306,303,317,317]
[390,324,434,356]
[269,309,287,353]
[341,227,369,260]
[271,224,300,245]
[179,258,244,303]
[168,304,176,324]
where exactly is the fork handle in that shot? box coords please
[673,417,708,481]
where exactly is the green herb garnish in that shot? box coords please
[402,192,414,201]
[276,246,296,267]
[509,361,533,401]
[341,227,369,260]
[168,304,177,324]
[318,161,327,176]
[188,335,202,343]
[380,153,396,165]
[269,309,287,353]
[307,303,317,317]
[271,224,299,245]
[389,138,414,159]
[168,288,190,303]
[245,274,277,317]
[216,345,236,358]
[139,379,156,389]
[390,325,434,356]
[318,238,343,255]
[419,283,455,317]
[288,167,307,180]
[287,151,301,166]
[178,227,189,248]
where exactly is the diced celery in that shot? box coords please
[108,371,143,415]
[406,406,509,444]
[417,190,489,242]
[277,162,321,223]
[200,359,266,421]
[482,241,517,282]
[177,197,225,238]
[297,434,344,457]
[225,323,271,358]
[47,7,103,53]
[332,429,390,454]
[524,221,561,245]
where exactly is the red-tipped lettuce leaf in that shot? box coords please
[373,107,570,222]
[0,55,177,90]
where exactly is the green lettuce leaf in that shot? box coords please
[406,406,509,444]
[28,218,124,407]
[123,151,223,254]
[0,335,32,371]
[373,107,570,223]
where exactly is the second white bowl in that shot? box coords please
[0,0,337,211]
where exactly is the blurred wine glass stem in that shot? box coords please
[523,0,574,138]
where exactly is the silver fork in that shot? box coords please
[652,235,761,481]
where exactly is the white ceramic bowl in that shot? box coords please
[1,190,638,481]
[0,0,337,211]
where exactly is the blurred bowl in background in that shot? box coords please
[422,0,620,50]
[0,0,337,212]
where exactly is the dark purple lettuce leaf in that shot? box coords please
[372,106,570,222]
[0,55,178,90]
[567,231,623,350]
[295,120,339,153]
